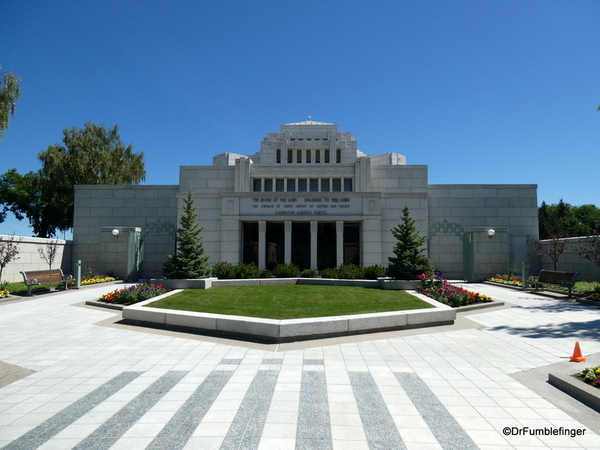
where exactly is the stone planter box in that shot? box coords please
[380,279,421,290]
[150,278,217,290]
[548,373,600,413]
[152,277,420,290]
[122,290,456,343]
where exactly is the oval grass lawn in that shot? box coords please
[146,284,433,320]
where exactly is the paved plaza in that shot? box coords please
[1,283,600,449]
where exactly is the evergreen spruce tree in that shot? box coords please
[387,206,434,279]
[163,191,211,279]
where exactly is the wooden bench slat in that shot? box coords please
[20,269,73,296]
[534,270,578,298]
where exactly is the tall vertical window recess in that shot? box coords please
[277,148,343,163]
[252,178,353,192]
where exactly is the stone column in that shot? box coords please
[336,221,344,267]
[362,219,381,266]
[258,221,266,269]
[310,221,318,270]
[221,220,241,264]
[284,221,292,264]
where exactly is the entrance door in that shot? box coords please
[291,223,311,270]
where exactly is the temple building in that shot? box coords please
[72,120,539,281]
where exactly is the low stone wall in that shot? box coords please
[538,236,600,282]
[0,235,73,283]
[150,277,421,290]
[122,290,456,343]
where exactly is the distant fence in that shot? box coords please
[537,236,600,282]
[0,235,73,283]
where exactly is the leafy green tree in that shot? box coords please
[0,122,145,237]
[163,191,211,279]
[387,206,433,279]
[538,200,600,239]
[0,65,21,140]
[0,169,52,236]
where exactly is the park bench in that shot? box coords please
[533,269,578,298]
[20,269,73,296]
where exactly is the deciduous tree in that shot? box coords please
[0,65,20,140]
[0,234,21,282]
[576,230,600,269]
[38,239,60,270]
[531,234,566,270]
[0,122,145,237]
[538,200,600,239]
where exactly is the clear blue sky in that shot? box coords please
[1,0,599,237]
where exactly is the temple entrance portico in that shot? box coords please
[242,220,361,271]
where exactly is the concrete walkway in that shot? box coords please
[1,283,600,449]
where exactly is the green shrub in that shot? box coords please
[364,265,387,280]
[211,261,237,279]
[336,264,365,279]
[320,264,365,279]
[300,269,317,278]
[234,263,262,279]
[321,267,338,278]
[272,263,300,278]
[258,269,272,278]
[574,281,600,295]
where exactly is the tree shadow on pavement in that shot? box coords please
[510,299,600,314]
[484,318,600,340]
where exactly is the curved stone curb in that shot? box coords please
[548,372,600,413]
[454,300,505,312]
[85,300,125,311]
[121,290,456,343]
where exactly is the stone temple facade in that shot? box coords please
[72,121,539,281]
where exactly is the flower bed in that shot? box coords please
[579,366,600,389]
[417,273,492,307]
[81,276,117,286]
[0,289,9,298]
[98,283,169,305]
[487,275,600,300]
[487,274,523,287]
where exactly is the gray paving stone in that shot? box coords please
[349,371,406,450]
[71,371,187,450]
[220,370,279,450]
[146,370,234,450]
[0,371,142,450]
[296,370,332,450]
[395,372,478,449]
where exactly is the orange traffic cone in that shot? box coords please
[569,341,587,362]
